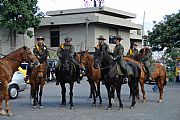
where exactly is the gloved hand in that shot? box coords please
[113,56,120,61]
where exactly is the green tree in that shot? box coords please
[0,0,44,49]
[148,10,180,53]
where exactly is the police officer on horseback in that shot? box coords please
[33,36,50,63]
[95,35,110,84]
[127,42,139,57]
[112,35,128,83]
[55,36,80,85]
[96,35,110,52]
[139,42,152,81]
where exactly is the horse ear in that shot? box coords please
[23,46,27,50]
[94,47,97,51]
[86,48,89,52]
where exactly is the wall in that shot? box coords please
[0,28,35,55]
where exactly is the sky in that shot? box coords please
[37,0,180,35]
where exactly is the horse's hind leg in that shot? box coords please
[4,82,12,116]
[69,83,74,109]
[60,83,66,107]
[156,79,164,103]
[139,78,147,102]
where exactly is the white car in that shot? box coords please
[8,71,27,99]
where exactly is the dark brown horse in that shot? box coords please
[79,50,102,106]
[57,50,77,109]
[29,62,47,109]
[0,46,39,116]
[124,54,167,103]
[94,49,140,109]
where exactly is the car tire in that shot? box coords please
[9,85,19,99]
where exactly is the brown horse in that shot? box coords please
[79,50,102,105]
[29,62,47,109]
[0,46,39,116]
[123,55,167,103]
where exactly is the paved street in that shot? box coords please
[1,79,180,120]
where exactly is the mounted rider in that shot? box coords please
[112,35,128,83]
[95,35,110,84]
[55,36,80,85]
[127,42,139,57]
[33,36,50,63]
[96,35,110,52]
[139,42,152,81]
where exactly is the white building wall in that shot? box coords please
[0,28,35,54]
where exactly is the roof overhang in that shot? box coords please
[40,13,142,30]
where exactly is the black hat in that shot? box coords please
[64,36,72,41]
[114,35,123,42]
[37,36,45,41]
[97,35,106,40]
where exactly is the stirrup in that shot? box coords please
[123,77,128,83]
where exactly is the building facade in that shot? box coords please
[35,6,142,54]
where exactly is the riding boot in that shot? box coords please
[145,67,152,81]
[55,67,59,85]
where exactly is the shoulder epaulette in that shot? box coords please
[60,43,65,49]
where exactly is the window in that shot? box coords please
[50,31,59,47]
[137,30,141,35]
[109,27,118,44]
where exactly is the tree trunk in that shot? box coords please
[10,30,16,52]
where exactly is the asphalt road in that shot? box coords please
[1,79,180,120]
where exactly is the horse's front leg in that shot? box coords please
[60,83,66,107]
[96,81,102,106]
[31,83,37,108]
[128,79,136,109]
[0,85,6,115]
[39,82,44,109]
[4,81,12,116]
[105,84,112,110]
[116,82,123,110]
[69,82,74,109]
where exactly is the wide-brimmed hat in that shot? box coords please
[133,43,138,46]
[64,36,72,41]
[97,35,106,40]
[114,35,123,41]
[37,36,45,41]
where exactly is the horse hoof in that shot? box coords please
[92,103,96,107]
[107,107,111,110]
[158,99,163,103]
[7,112,13,116]
[130,106,134,109]
[33,105,37,108]
[39,106,43,109]
[70,106,74,109]
[98,104,102,107]
[111,98,115,103]
[0,110,6,116]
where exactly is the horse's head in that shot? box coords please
[61,50,72,72]
[22,46,39,65]
[37,63,46,79]
[79,50,89,75]
[94,49,113,67]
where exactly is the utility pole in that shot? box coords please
[85,17,89,50]
[142,11,145,48]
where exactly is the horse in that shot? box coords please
[0,46,39,116]
[124,53,167,103]
[56,50,77,109]
[29,62,47,109]
[94,49,140,109]
[79,50,102,106]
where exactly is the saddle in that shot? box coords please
[116,63,133,76]
[142,64,156,75]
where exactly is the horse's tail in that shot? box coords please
[164,69,168,86]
